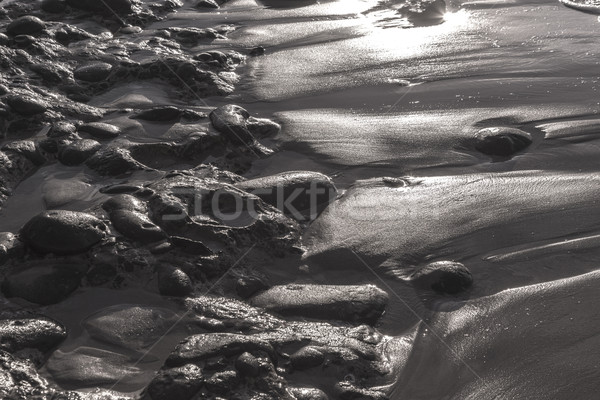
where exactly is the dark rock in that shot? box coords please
[197,0,220,9]
[109,210,167,244]
[0,232,23,266]
[157,265,193,297]
[41,0,68,13]
[235,352,261,377]
[86,147,144,176]
[144,364,204,400]
[102,194,147,214]
[398,0,447,26]
[30,63,68,84]
[66,0,134,14]
[205,370,238,395]
[209,104,255,145]
[249,46,265,56]
[235,171,337,221]
[20,210,107,255]
[290,346,325,370]
[166,333,275,367]
[0,350,58,398]
[48,121,77,138]
[2,263,85,305]
[134,106,183,122]
[14,35,36,47]
[6,94,47,116]
[0,317,66,353]
[38,138,59,154]
[78,122,121,139]
[235,276,268,299]
[250,284,388,325]
[73,62,113,83]
[6,16,45,36]
[58,139,102,166]
[289,387,329,400]
[473,127,532,157]
[410,261,473,294]
[170,236,213,256]
[1,140,46,165]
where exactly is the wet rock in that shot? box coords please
[197,0,220,9]
[410,261,473,294]
[398,0,447,26]
[170,236,213,256]
[0,350,55,399]
[209,104,258,145]
[290,346,325,370]
[48,121,77,138]
[0,232,22,265]
[235,276,268,299]
[235,352,261,378]
[6,94,47,116]
[78,121,121,139]
[6,16,45,36]
[109,210,167,244]
[235,171,337,220]
[66,0,134,14]
[1,140,45,165]
[289,387,329,400]
[42,0,68,13]
[0,317,66,353]
[134,106,183,122]
[86,147,145,175]
[166,333,275,367]
[334,381,388,400]
[58,139,102,166]
[2,263,85,305]
[20,210,107,255]
[102,194,147,214]
[74,62,113,83]
[30,63,70,84]
[250,284,388,325]
[205,370,238,395]
[43,179,93,209]
[144,364,204,400]
[473,127,532,157]
[157,265,193,297]
[249,46,265,56]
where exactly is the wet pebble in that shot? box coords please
[1,140,45,165]
[0,317,66,353]
[20,210,107,255]
[108,209,167,244]
[144,364,204,400]
[209,104,254,145]
[74,62,113,83]
[235,276,268,299]
[157,265,193,297]
[58,139,102,166]
[0,232,22,265]
[6,94,47,116]
[197,0,220,9]
[48,121,77,138]
[290,346,325,370]
[6,16,45,36]
[410,261,473,294]
[205,370,239,395]
[102,194,147,213]
[289,387,329,400]
[473,127,532,157]
[78,122,121,140]
[235,352,261,377]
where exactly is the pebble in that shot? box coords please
[410,261,473,294]
[58,139,102,166]
[6,94,47,116]
[6,16,45,36]
[74,62,113,83]
[78,122,121,139]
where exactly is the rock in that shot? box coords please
[166,333,275,367]
[170,236,213,256]
[473,127,532,157]
[6,16,45,36]
[0,232,22,265]
[290,346,325,370]
[235,352,261,377]
[30,63,69,84]
[66,0,134,14]
[235,171,337,221]
[158,265,193,297]
[108,210,167,244]
[205,370,238,395]
[48,121,77,138]
[58,139,102,166]
[41,0,68,13]
[144,364,204,400]
[134,106,183,122]
[0,350,55,399]
[289,387,329,400]
[43,179,93,209]
[74,62,113,83]
[6,94,47,116]
[20,210,107,255]
[2,263,85,305]
[86,147,145,176]
[235,276,268,299]
[0,317,66,353]
[250,284,388,325]
[102,194,147,214]
[197,0,220,9]
[249,46,265,56]
[78,122,121,139]
[398,0,447,26]
[210,104,254,145]
[410,261,473,294]
[1,140,45,165]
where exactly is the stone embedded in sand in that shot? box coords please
[2,263,85,305]
[30,63,69,84]
[235,171,337,220]
[290,346,325,370]
[473,127,532,157]
[78,121,121,139]
[144,364,204,400]
[48,121,77,138]
[6,16,46,36]
[0,317,66,354]
[108,210,167,244]
[209,104,254,145]
[42,0,68,13]
[58,139,102,166]
[235,352,261,377]
[66,0,134,14]
[102,194,147,214]
[166,333,276,367]
[158,265,193,297]
[86,147,144,175]
[170,236,213,256]
[5,94,47,116]
[250,284,388,325]
[410,261,473,294]
[20,210,107,255]
[235,276,269,299]
[74,62,113,83]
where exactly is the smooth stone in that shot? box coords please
[289,387,329,400]
[73,62,113,83]
[170,236,213,256]
[86,147,143,176]
[290,346,325,370]
[30,63,67,84]
[102,194,147,214]
[20,210,107,255]
[235,276,268,299]
[83,305,180,350]
[6,94,47,116]
[48,121,77,138]
[410,261,473,294]
[43,179,93,209]
[6,16,45,36]
[157,265,193,297]
[1,140,45,165]
[58,139,102,166]
[144,364,204,400]
[0,232,22,265]
[197,0,220,8]
[66,0,134,14]
[134,106,183,122]
[2,263,85,305]
[235,352,260,377]
[235,171,337,220]
[78,122,121,139]
[0,318,66,353]
[473,127,532,157]
[45,347,146,389]
[249,46,265,56]
[209,104,255,145]
[41,0,67,13]
[166,333,275,367]
[109,210,167,244]
[204,370,238,395]
[250,284,388,325]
